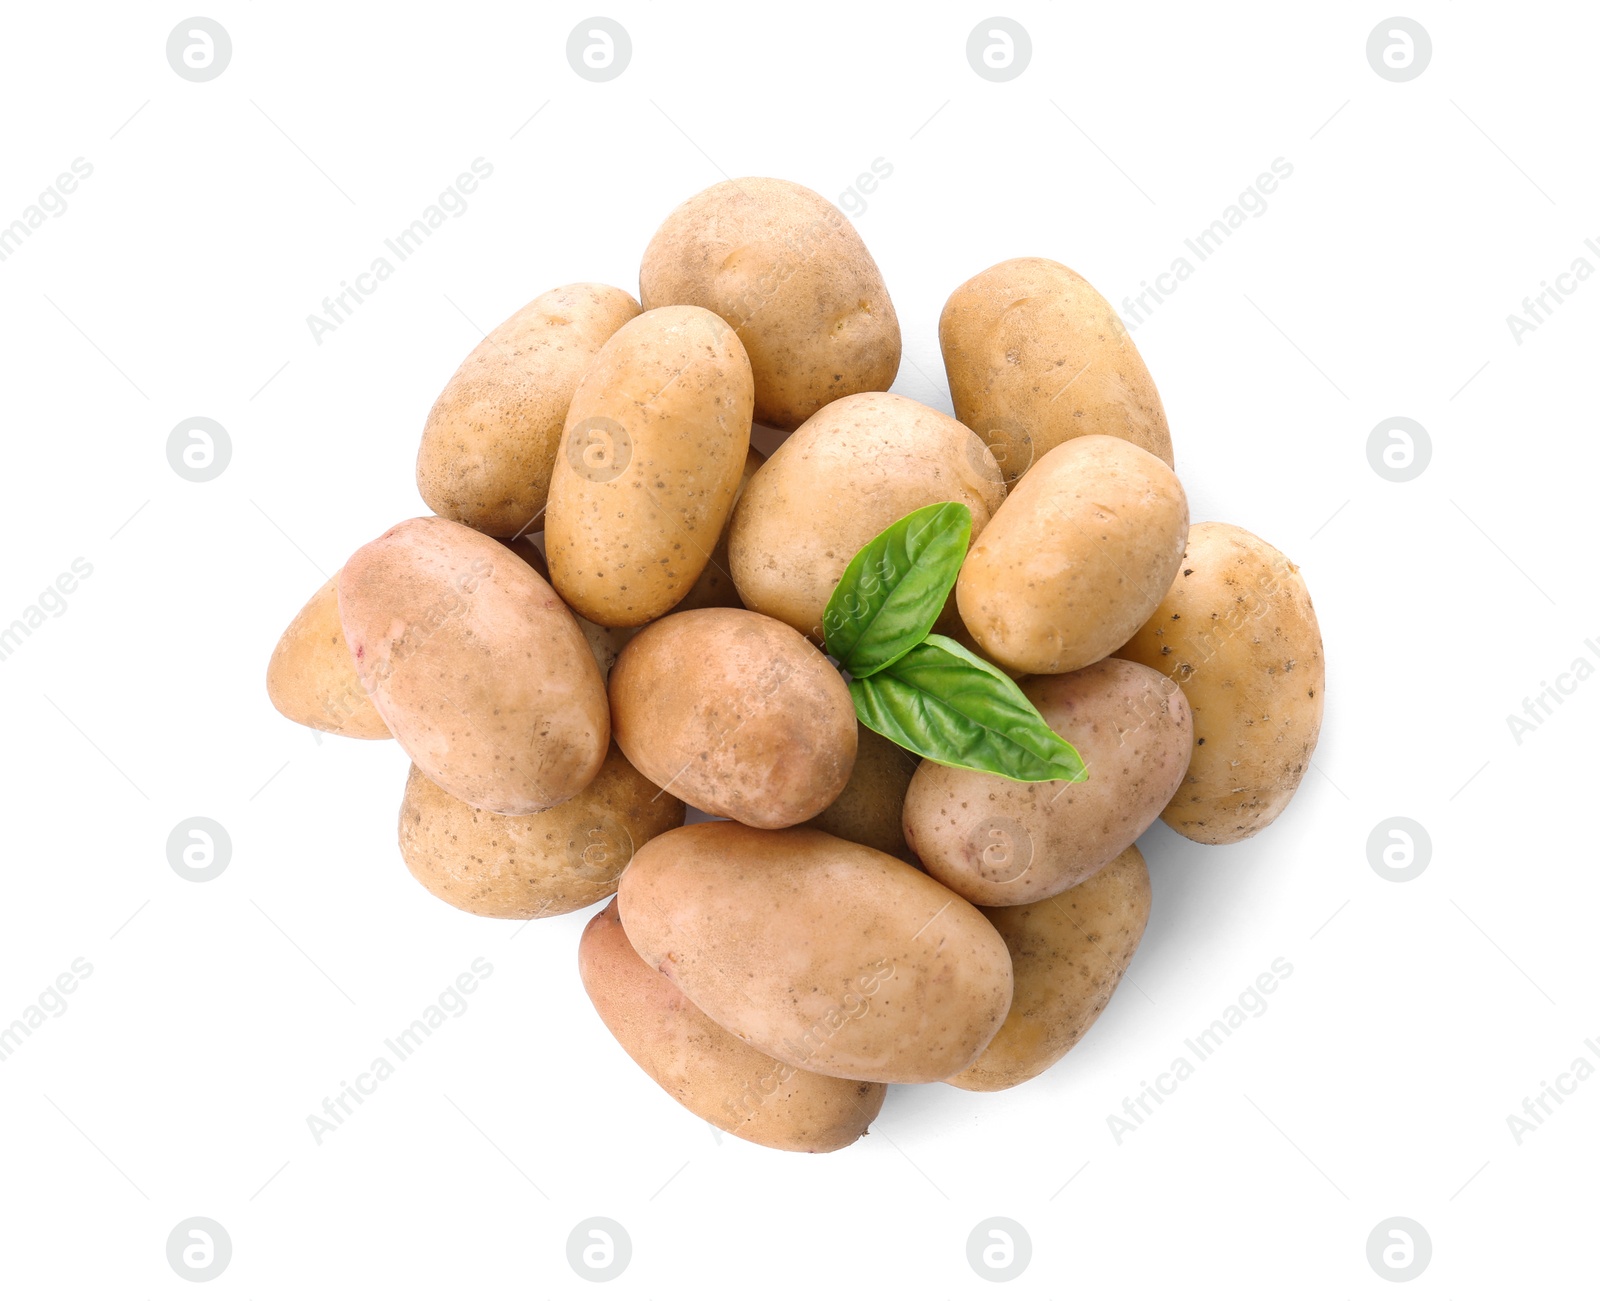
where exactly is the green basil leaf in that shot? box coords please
[849,635,1087,783]
[822,501,972,678]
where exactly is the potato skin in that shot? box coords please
[803,725,920,862]
[902,659,1190,905]
[957,434,1188,675]
[498,535,635,682]
[338,516,608,815]
[947,846,1151,1092]
[667,446,765,616]
[640,177,900,431]
[545,306,753,627]
[729,392,1005,640]
[580,900,885,1152]
[1118,522,1324,844]
[940,257,1171,483]
[266,574,389,738]
[619,823,1013,1084]
[608,608,856,829]
[417,283,640,536]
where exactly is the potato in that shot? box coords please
[608,608,855,828]
[338,516,608,814]
[620,823,1012,1083]
[545,305,753,627]
[498,535,635,681]
[580,900,885,1151]
[957,434,1188,675]
[947,846,1151,1092]
[266,574,389,738]
[1118,522,1324,844]
[667,446,766,615]
[416,283,640,536]
[902,659,1190,905]
[398,748,681,919]
[729,392,1006,640]
[803,724,920,861]
[640,177,900,431]
[940,257,1171,483]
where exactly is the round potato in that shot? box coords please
[398,748,682,919]
[957,434,1188,675]
[803,724,920,861]
[948,846,1151,1092]
[639,177,900,431]
[903,659,1190,905]
[729,392,1006,640]
[940,257,1172,483]
[580,900,885,1152]
[609,608,855,828]
[545,305,753,627]
[1118,522,1324,843]
[266,573,389,738]
[416,283,640,536]
[338,515,608,815]
[619,823,1013,1083]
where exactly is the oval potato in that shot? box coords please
[640,177,900,431]
[580,900,885,1152]
[948,846,1151,1092]
[266,574,389,738]
[903,659,1191,905]
[729,392,1005,640]
[619,823,1013,1083]
[1118,522,1325,843]
[545,305,753,627]
[417,283,641,536]
[940,257,1171,483]
[957,434,1188,675]
[609,608,856,828]
[339,515,608,815]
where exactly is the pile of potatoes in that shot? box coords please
[266,178,1324,1153]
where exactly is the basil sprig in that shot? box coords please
[825,504,1086,784]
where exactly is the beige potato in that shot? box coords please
[640,177,900,431]
[338,515,608,815]
[416,283,641,536]
[609,608,855,828]
[1118,522,1324,844]
[399,748,682,919]
[266,574,389,738]
[620,823,1013,1083]
[545,306,753,627]
[948,846,1151,1092]
[957,434,1188,675]
[667,446,766,615]
[903,659,1190,905]
[499,535,635,682]
[940,257,1171,483]
[729,392,1006,640]
[580,900,885,1152]
[803,724,920,861]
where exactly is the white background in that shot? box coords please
[1,2,1595,1296]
